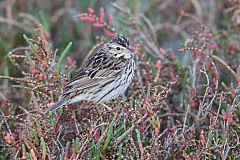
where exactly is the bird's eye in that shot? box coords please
[116,47,121,50]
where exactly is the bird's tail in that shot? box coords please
[44,100,66,115]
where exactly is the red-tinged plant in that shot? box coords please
[79,7,115,38]
[1,1,240,159]
[227,111,233,125]
[155,59,162,70]
[200,130,206,145]
[237,78,240,87]
[228,43,238,54]
[87,8,94,14]
[159,48,167,58]
[6,133,13,145]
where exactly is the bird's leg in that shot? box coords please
[95,104,102,117]
[100,103,113,112]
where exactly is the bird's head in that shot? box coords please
[105,35,133,59]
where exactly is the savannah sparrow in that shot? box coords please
[44,35,135,115]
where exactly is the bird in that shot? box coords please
[44,35,135,115]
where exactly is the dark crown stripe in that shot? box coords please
[113,35,129,47]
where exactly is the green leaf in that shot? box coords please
[207,131,213,147]
[50,115,55,128]
[23,34,40,59]
[57,42,73,72]
[117,144,123,160]
[237,65,240,76]
[39,11,49,33]
[88,141,94,159]
[75,137,80,153]
[215,131,219,144]
[103,121,114,153]
[24,50,35,67]
[135,129,141,142]
[35,119,41,129]
[33,129,39,146]
[22,143,26,156]
[101,124,106,135]
[65,141,70,159]
[27,152,32,160]
[113,123,125,137]
[40,137,47,159]
[114,130,130,146]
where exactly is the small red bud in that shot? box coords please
[169,73,175,81]
[139,123,145,133]
[159,48,167,57]
[80,15,95,23]
[179,48,185,52]
[41,60,47,67]
[107,15,113,25]
[147,70,152,78]
[6,133,13,145]
[200,130,206,145]
[95,130,100,142]
[155,60,162,70]
[99,7,105,22]
[223,114,227,122]
[37,130,42,137]
[189,99,195,108]
[87,8,94,14]
[31,67,37,75]
[169,53,176,61]
[67,57,74,67]
[220,94,225,101]
[237,77,240,87]
[93,22,104,28]
[168,128,173,133]
[236,16,240,28]
[209,43,218,49]
[23,131,27,139]
[205,63,212,69]
[227,112,233,124]
[43,74,47,80]
[55,122,60,132]
[103,28,115,38]
[228,43,238,55]
[131,46,137,52]
[47,102,55,108]
[207,33,213,39]
[38,75,43,81]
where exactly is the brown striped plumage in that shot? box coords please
[44,35,135,115]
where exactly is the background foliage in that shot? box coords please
[0,0,240,159]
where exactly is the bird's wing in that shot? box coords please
[63,49,128,95]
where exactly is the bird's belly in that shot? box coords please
[100,81,130,102]
[96,71,134,103]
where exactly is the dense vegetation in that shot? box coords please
[0,1,239,159]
